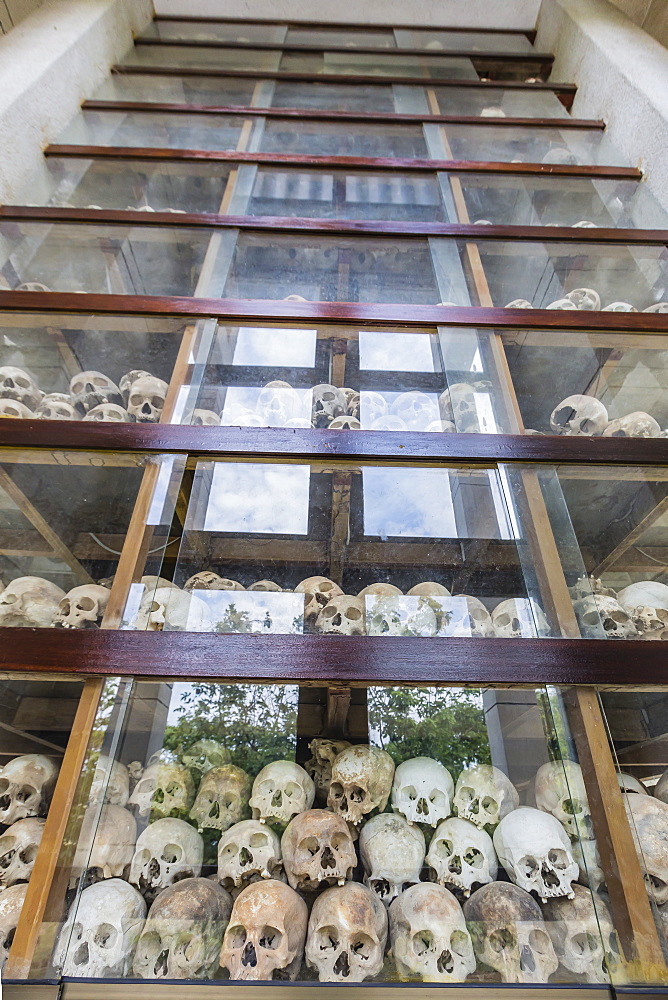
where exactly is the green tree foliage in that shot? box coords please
[368,687,491,776]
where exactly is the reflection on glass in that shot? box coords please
[91,73,258,107]
[429,123,625,167]
[287,27,395,47]
[56,111,249,152]
[258,119,430,158]
[433,85,569,118]
[278,50,479,81]
[395,29,533,53]
[121,44,282,72]
[141,21,287,44]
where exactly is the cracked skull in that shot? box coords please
[391,756,454,827]
[305,738,352,804]
[70,372,122,414]
[328,745,395,826]
[390,882,476,983]
[295,576,344,627]
[250,761,315,828]
[426,816,498,897]
[220,878,308,981]
[129,818,203,900]
[360,813,425,908]
[0,754,59,825]
[0,367,42,410]
[282,808,356,892]
[52,584,110,629]
[218,819,282,889]
[494,807,578,902]
[535,760,593,840]
[128,760,196,820]
[453,764,519,832]
[189,764,252,833]
[574,594,637,639]
[306,881,387,983]
[550,395,608,436]
[0,817,45,888]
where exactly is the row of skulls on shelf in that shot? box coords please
[0,364,168,422]
[570,577,668,641]
[504,288,668,313]
[44,737,668,985]
[548,395,666,439]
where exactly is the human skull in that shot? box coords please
[84,403,131,422]
[282,809,355,892]
[574,593,637,639]
[52,584,110,629]
[366,595,437,637]
[132,877,232,979]
[0,754,59,824]
[70,371,122,414]
[181,740,231,774]
[126,375,169,423]
[0,576,66,628]
[295,576,344,626]
[306,882,387,983]
[644,302,668,313]
[603,301,637,311]
[136,587,212,632]
[250,761,315,828]
[618,772,647,794]
[492,598,552,638]
[550,395,608,436]
[311,384,346,427]
[617,581,668,614]
[453,764,519,832]
[129,818,203,899]
[0,367,42,410]
[248,580,282,592]
[190,408,221,426]
[566,288,601,311]
[218,820,282,889]
[190,764,252,833]
[603,412,661,438]
[359,391,389,427]
[183,571,244,592]
[494,807,578,902]
[535,760,593,840]
[625,794,668,904]
[439,383,484,432]
[305,738,352,804]
[438,595,494,638]
[542,884,618,984]
[220,879,308,981]
[35,393,79,420]
[0,400,34,418]
[360,813,425,908]
[358,583,402,598]
[390,882,476,982]
[328,745,395,826]
[74,804,136,881]
[257,381,301,427]
[0,883,28,970]
[316,595,366,635]
[128,760,195,820]
[391,756,454,827]
[505,299,534,308]
[53,879,146,979]
[0,817,44,887]
[406,582,450,598]
[390,392,440,431]
[427,818,497,898]
[328,415,361,430]
[464,881,558,983]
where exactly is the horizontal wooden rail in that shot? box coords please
[0,422,666,465]
[1,630,666,685]
[82,99,604,129]
[40,148,642,179]
[2,292,668,331]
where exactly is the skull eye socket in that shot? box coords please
[521,855,539,877]
[129,394,143,406]
[404,785,418,801]
[608,932,620,956]
[345,607,362,621]
[299,836,320,856]
[77,597,96,612]
[548,848,569,869]
[528,929,552,955]
[489,928,515,953]
[481,796,497,814]
[450,929,472,958]
[15,378,30,389]
[0,780,8,795]
[434,838,453,858]
[161,843,183,864]
[458,786,474,804]
[259,926,282,950]
[152,396,165,407]
[18,844,38,866]
[222,842,238,856]
[249,833,268,848]
[329,782,344,801]
[94,923,118,950]
[412,930,433,956]
[283,782,300,798]
[348,785,366,803]
[228,925,247,949]
[316,926,339,951]
[351,935,373,960]
[495,613,511,627]
[464,847,484,868]
[0,594,17,605]
[92,378,108,387]
[16,785,36,803]
[562,798,583,816]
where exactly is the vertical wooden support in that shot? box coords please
[325,686,351,738]
[5,678,104,979]
[329,471,351,586]
[564,687,666,980]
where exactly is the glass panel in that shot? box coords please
[269,79,402,112]
[427,123,625,167]
[121,44,282,72]
[0,449,183,628]
[91,73,259,107]
[257,118,430,158]
[142,21,287,44]
[286,27,396,47]
[395,29,534,53]
[56,110,250,152]
[433,85,570,118]
[543,466,668,639]
[38,678,613,986]
[278,51,480,81]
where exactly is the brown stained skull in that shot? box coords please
[316,596,366,636]
[625,794,668,904]
[305,882,387,983]
[217,820,282,889]
[0,817,45,887]
[220,879,308,981]
[306,738,352,804]
[294,576,343,626]
[327,745,395,826]
[189,765,252,834]
[281,809,356,892]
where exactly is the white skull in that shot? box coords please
[70,371,122,414]
[572,220,598,228]
[0,754,59,824]
[316,595,366,635]
[426,817,498,896]
[550,395,608,436]
[282,808,356,892]
[618,772,647,794]
[181,740,231,774]
[438,595,494,638]
[52,584,110,629]
[406,582,450,598]
[453,764,519,831]
[0,817,44,887]
[644,302,668,312]
[358,583,402,598]
[183,571,244,592]
[190,764,252,833]
[129,818,203,899]
[257,381,301,427]
[390,883,476,982]
[546,298,579,310]
[189,408,221,426]
[603,412,661,438]
[625,794,668,904]
[74,804,136,880]
[439,383,484,432]
[342,387,359,417]
[0,883,28,970]
[305,738,351,804]
[328,745,395,826]
[360,813,425,908]
[311,384,346,427]
[371,414,407,431]
[128,760,196,820]
[306,882,387,983]
[218,819,282,889]
[359,390,389,427]
[602,301,637,311]
[328,415,361,430]
[132,877,232,979]
[0,367,42,409]
[53,879,146,978]
[366,596,437,637]
[566,288,601,311]
[464,881,558,983]
[390,391,439,431]
[535,760,593,840]
[574,593,637,638]
[617,581,668,615]
[391,756,454,827]
[248,580,282,592]
[0,400,34,418]
[84,403,131,422]
[35,393,79,420]
[494,807,578,902]
[0,576,66,628]
[542,884,618,984]
[505,299,534,308]
[295,576,344,626]
[136,587,212,632]
[492,598,552,638]
[220,879,308,981]
[126,375,169,423]
[250,761,315,828]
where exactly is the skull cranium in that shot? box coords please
[281,808,356,892]
[0,817,45,887]
[0,367,42,410]
[129,817,203,901]
[0,577,66,628]
[305,882,387,983]
[360,812,425,908]
[249,761,315,828]
[70,371,122,414]
[52,585,110,629]
[189,764,252,833]
[426,816,498,896]
[453,764,519,832]
[390,882,476,982]
[220,878,308,981]
[493,807,578,902]
[0,754,59,825]
[217,819,282,889]
[391,756,454,827]
[327,745,395,826]
[550,395,608,436]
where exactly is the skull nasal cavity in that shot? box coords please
[321,846,335,869]
[333,950,350,977]
[242,942,257,967]
[271,790,282,807]
[437,949,454,974]
[73,942,89,967]
[520,945,536,972]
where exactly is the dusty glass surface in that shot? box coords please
[141,21,287,44]
[256,118,430,158]
[433,85,570,118]
[426,123,626,167]
[0,450,184,627]
[277,50,480,81]
[91,73,258,107]
[286,27,396,47]
[55,110,249,153]
[395,29,534,53]
[39,678,617,985]
[267,79,406,112]
[121,43,282,72]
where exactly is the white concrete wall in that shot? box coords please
[606,0,668,49]
[0,1,47,35]
[154,0,541,31]
[0,0,153,204]
[536,0,668,212]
